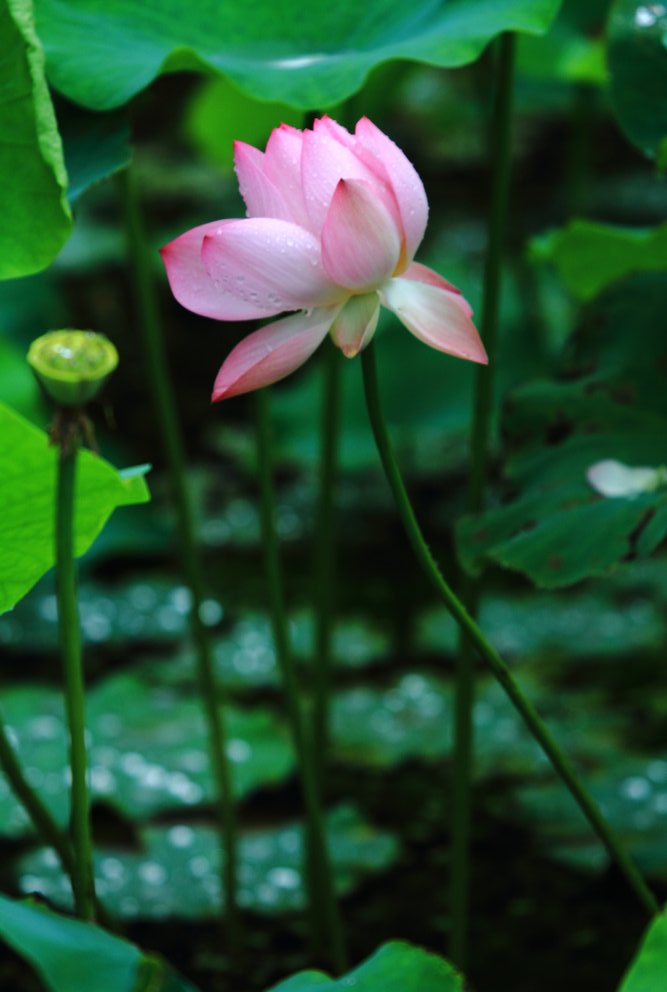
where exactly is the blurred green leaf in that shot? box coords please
[0,337,47,422]
[0,0,71,279]
[618,909,667,992]
[0,894,201,992]
[17,806,398,919]
[267,942,463,992]
[0,402,150,614]
[157,610,390,691]
[1,574,194,651]
[0,671,296,834]
[35,0,562,111]
[517,29,606,84]
[515,753,667,877]
[608,0,667,160]
[417,587,665,662]
[532,220,667,300]
[185,77,302,170]
[331,673,622,776]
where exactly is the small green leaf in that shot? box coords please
[0,894,200,991]
[34,0,562,111]
[268,942,463,992]
[0,401,150,614]
[608,0,667,160]
[532,220,667,300]
[618,909,667,992]
[0,0,72,278]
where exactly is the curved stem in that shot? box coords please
[254,389,346,972]
[360,342,658,918]
[56,437,95,921]
[118,165,239,946]
[0,710,117,927]
[313,344,342,790]
[452,32,516,968]
[0,713,75,881]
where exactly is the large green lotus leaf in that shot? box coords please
[0,894,200,992]
[268,943,463,992]
[33,0,562,111]
[16,806,398,919]
[618,909,667,992]
[0,0,71,279]
[608,0,667,162]
[0,672,295,836]
[532,220,667,301]
[456,276,667,588]
[514,753,667,877]
[0,402,149,614]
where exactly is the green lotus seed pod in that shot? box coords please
[27,330,118,407]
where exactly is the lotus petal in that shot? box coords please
[380,277,487,363]
[202,218,345,318]
[212,307,339,400]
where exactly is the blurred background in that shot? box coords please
[2,0,667,988]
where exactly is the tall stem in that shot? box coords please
[360,342,658,919]
[467,33,516,510]
[253,389,346,972]
[56,437,95,921]
[118,166,239,944]
[313,344,342,790]
[451,33,516,968]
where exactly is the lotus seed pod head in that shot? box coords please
[27,330,118,407]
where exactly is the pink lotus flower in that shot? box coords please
[160,116,487,401]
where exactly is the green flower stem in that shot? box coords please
[313,343,342,789]
[450,577,477,969]
[56,437,95,922]
[360,341,658,919]
[118,166,239,946]
[466,32,516,513]
[253,388,346,972]
[452,32,516,969]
